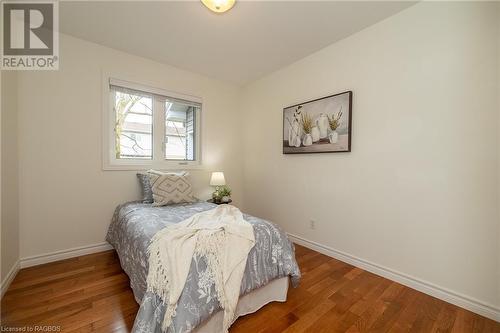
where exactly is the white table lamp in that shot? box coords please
[210,172,226,186]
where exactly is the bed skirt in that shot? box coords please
[195,277,289,333]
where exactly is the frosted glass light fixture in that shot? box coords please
[201,0,235,13]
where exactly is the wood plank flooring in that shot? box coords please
[1,245,498,332]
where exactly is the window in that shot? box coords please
[103,78,201,170]
[113,87,153,159]
[165,100,198,161]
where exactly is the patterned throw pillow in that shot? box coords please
[136,173,154,204]
[147,170,196,206]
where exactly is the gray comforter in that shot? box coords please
[106,201,301,333]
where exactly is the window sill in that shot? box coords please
[102,162,204,171]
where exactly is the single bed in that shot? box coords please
[106,201,301,333]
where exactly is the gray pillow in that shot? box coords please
[137,173,153,203]
[148,170,196,206]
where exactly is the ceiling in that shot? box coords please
[60,1,415,85]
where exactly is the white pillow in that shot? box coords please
[147,170,196,206]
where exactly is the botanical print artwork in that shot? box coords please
[283,91,352,154]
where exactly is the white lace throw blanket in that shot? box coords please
[146,205,256,332]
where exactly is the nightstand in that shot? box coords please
[207,199,232,205]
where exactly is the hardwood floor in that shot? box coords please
[1,245,498,332]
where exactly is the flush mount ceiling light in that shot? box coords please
[201,0,235,13]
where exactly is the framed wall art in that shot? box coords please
[283,91,352,154]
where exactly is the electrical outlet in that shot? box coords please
[309,220,316,230]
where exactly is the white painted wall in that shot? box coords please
[1,71,20,283]
[16,34,243,258]
[241,1,499,311]
[497,2,500,310]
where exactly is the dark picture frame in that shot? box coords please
[283,91,352,154]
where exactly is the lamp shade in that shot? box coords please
[210,172,226,186]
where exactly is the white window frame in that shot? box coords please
[102,77,202,171]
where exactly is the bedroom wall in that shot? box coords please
[241,1,500,313]
[15,34,243,259]
[1,71,20,284]
[497,2,500,310]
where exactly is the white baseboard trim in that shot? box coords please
[287,233,500,322]
[20,242,114,269]
[1,260,20,298]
